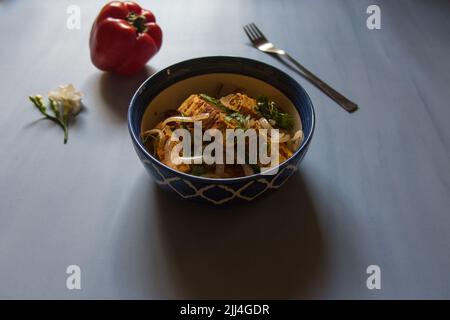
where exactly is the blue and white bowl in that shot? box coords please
[128,56,315,205]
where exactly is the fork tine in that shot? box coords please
[243,25,255,42]
[249,23,268,42]
[246,23,258,41]
[244,24,257,42]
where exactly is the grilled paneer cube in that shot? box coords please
[220,93,258,116]
[177,94,228,129]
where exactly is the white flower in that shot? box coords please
[48,84,83,116]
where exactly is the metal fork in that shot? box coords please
[244,23,358,113]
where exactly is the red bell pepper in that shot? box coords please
[89,1,162,75]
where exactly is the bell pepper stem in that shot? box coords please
[126,12,148,33]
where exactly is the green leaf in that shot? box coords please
[256,96,294,130]
[199,94,219,105]
[199,94,233,114]
[225,112,249,129]
[29,95,69,144]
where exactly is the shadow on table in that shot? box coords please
[153,172,327,299]
[98,66,155,121]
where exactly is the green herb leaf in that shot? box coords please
[199,94,219,105]
[225,112,249,129]
[257,96,294,130]
[199,94,234,114]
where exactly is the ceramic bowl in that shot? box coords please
[128,56,315,205]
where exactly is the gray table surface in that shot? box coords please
[1,0,449,299]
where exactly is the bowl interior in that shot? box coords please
[141,73,302,133]
[129,56,315,182]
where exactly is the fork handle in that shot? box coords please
[276,53,358,113]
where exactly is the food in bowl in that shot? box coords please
[128,56,314,204]
[141,91,304,178]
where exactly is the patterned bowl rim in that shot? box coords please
[128,56,315,183]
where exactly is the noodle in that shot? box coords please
[142,93,303,178]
